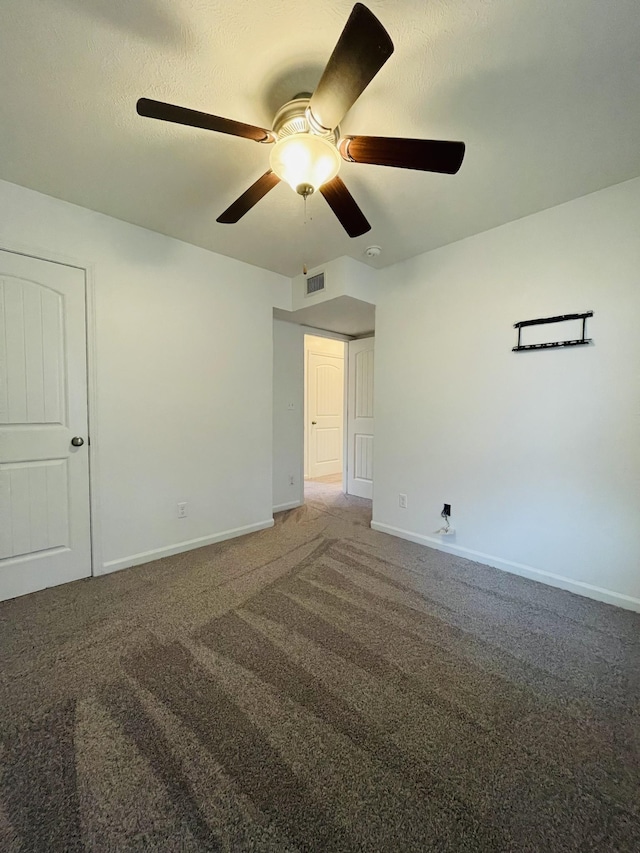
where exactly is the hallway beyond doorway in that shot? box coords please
[307,473,343,484]
[304,335,345,482]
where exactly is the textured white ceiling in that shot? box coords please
[1,0,638,277]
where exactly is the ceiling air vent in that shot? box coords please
[306,272,325,296]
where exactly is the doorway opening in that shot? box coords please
[304,334,346,499]
[273,294,375,512]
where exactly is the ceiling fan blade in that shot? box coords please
[307,4,394,134]
[216,171,280,224]
[320,176,371,238]
[339,136,466,174]
[137,98,275,143]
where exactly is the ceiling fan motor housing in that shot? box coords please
[272,95,340,145]
[270,95,342,196]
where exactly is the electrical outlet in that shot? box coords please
[289,475,295,486]
[177,501,187,518]
[399,493,407,509]
[287,401,295,410]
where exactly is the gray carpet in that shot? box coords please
[0,480,639,851]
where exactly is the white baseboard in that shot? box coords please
[98,519,275,576]
[273,501,303,513]
[370,521,640,613]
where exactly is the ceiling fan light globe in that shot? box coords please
[269,133,340,195]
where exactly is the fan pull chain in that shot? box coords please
[303,195,309,276]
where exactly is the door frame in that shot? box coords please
[0,238,102,578]
[302,329,350,493]
[304,334,346,483]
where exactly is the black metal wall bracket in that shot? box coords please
[513,311,593,352]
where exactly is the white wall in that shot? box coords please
[373,177,640,610]
[0,179,291,573]
[273,319,304,511]
[5,173,638,610]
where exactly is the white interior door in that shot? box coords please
[0,250,91,601]
[308,350,344,478]
[347,337,374,499]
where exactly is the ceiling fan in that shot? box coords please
[137,3,465,238]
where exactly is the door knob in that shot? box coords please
[71,436,84,447]
[311,421,317,425]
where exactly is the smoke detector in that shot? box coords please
[364,245,382,258]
